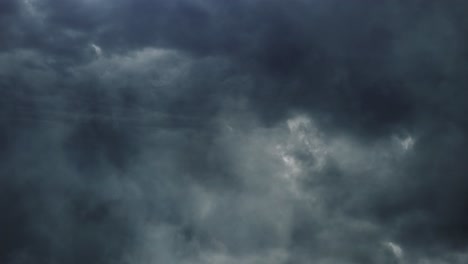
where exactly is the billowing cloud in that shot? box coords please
[1,0,468,263]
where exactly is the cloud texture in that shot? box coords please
[1,0,468,263]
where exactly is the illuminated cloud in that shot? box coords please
[90,43,102,57]
[385,241,404,259]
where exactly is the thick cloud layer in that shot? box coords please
[1,0,468,263]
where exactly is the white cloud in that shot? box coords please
[90,43,102,57]
[400,135,415,151]
[384,241,404,259]
[393,133,415,151]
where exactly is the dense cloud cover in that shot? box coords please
[1,0,468,263]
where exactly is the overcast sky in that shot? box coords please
[1,1,468,263]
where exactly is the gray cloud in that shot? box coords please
[1,0,468,263]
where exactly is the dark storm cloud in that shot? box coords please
[77,0,468,135]
[2,0,468,263]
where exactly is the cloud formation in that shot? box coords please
[1,0,468,263]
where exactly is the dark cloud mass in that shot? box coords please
[1,0,468,263]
